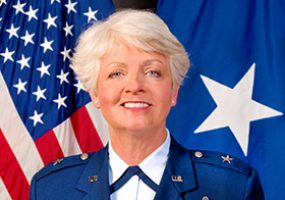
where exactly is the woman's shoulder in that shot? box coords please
[32,152,95,182]
[171,139,255,177]
[189,149,254,176]
[33,145,109,183]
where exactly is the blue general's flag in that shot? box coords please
[0,0,113,199]
[157,0,285,199]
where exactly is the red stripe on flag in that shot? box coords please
[70,106,103,153]
[0,128,30,200]
[35,130,64,165]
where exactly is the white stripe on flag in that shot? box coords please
[0,178,11,200]
[53,118,82,156]
[0,72,44,183]
[86,102,109,146]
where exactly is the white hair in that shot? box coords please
[71,9,190,92]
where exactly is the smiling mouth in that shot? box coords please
[122,102,151,108]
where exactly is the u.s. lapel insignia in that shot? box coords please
[171,175,183,182]
[89,175,98,183]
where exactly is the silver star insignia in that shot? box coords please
[221,155,234,164]
[53,158,63,166]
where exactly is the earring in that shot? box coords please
[94,99,100,108]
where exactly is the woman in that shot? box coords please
[30,10,264,200]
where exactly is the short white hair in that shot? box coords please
[71,9,190,92]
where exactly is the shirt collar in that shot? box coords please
[108,130,171,185]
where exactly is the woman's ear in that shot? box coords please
[89,91,101,108]
[171,86,180,107]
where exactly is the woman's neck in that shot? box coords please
[109,128,167,166]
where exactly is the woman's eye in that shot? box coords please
[108,71,124,79]
[147,70,161,78]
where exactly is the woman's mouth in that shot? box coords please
[122,102,151,108]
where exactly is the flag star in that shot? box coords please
[60,47,71,61]
[13,1,26,15]
[17,54,31,70]
[195,63,283,156]
[0,0,7,6]
[40,37,54,53]
[6,24,20,39]
[25,5,38,21]
[65,0,77,14]
[29,110,44,126]
[13,78,27,95]
[84,7,98,23]
[43,13,57,30]
[53,93,67,109]
[21,31,35,46]
[32,86,47,102]
[0,48,15,63]
[56,69,69,85]
[37,62,51,77]
[63,21,73,36]
[221,155,234,164]
[74,80,86,94]
[51,0,60,4]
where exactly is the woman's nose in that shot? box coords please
[124,73,145,94]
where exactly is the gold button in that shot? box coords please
[194,151,203,158]
[81,153,89,160]
[202,196,209,200]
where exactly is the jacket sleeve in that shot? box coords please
[245,169,264,200]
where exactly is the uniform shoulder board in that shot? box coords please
[191,150,252,176]
[33,152,93,181]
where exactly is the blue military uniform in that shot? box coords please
[30,139,264,200]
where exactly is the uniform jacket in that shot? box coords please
[30,139,264,200]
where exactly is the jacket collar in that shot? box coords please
[75,145,111,200]
[75,138,197,199]
[154,138,197,199]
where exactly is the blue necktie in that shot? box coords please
[110,166,159,194]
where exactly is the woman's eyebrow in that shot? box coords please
[140,59,163,67]
[105,62,126,68]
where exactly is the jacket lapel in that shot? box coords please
[74,139,197,200]
[75,146,111,200]
[154,139,197,200]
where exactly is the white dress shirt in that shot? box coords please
[108,132,170,200]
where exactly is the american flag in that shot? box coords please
[0,0,114,199]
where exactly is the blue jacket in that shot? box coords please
[30,139,264,200]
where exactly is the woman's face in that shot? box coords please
[90,45,179,134]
